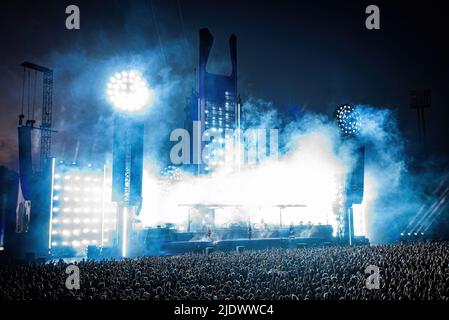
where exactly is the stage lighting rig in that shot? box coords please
[107,70,152,113]
[107,69,152,257]
[334,104,365,246]
[335,104,362,136]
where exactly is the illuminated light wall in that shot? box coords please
[202,93,238,174]
[49,161,117,253]
[352,204,366,237]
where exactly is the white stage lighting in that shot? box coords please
[50,160,118,253]
[107,70,152,112]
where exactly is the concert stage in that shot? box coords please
[156,236,370,256]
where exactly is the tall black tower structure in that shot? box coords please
[185,28,241,175]
[15,62,54,257]
[335,104,365,245]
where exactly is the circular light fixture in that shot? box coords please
[335,104,362,136]
[107,70,152,112]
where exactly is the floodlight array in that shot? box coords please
[335,104,362,136]
[50,161,117,252]
[107,70,151,112]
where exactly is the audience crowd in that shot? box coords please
[1,242,448,300]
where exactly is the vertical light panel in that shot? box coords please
[101,164,106,247]
[48,158,56,250]
[353,203,365,237]
[122,207,127,257]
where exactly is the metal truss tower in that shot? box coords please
[21,62,54,171]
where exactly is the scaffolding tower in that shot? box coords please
[20,62,54,171]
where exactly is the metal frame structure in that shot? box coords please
[410,89,431,150]
[334,104,365,245]
[20,62,54,171]
[179,203,307,231]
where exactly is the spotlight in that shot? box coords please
[107,70,152,112]
[335,104,362,136]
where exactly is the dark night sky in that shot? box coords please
[0,0,448,170]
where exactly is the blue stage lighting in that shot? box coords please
[335,104,362,136]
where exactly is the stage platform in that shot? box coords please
[157,237,339,255]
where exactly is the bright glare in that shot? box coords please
[107,70,152,112]
[140,130,350,235]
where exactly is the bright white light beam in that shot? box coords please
[107,70,152,112]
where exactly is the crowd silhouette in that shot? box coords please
[1,242,448,300]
